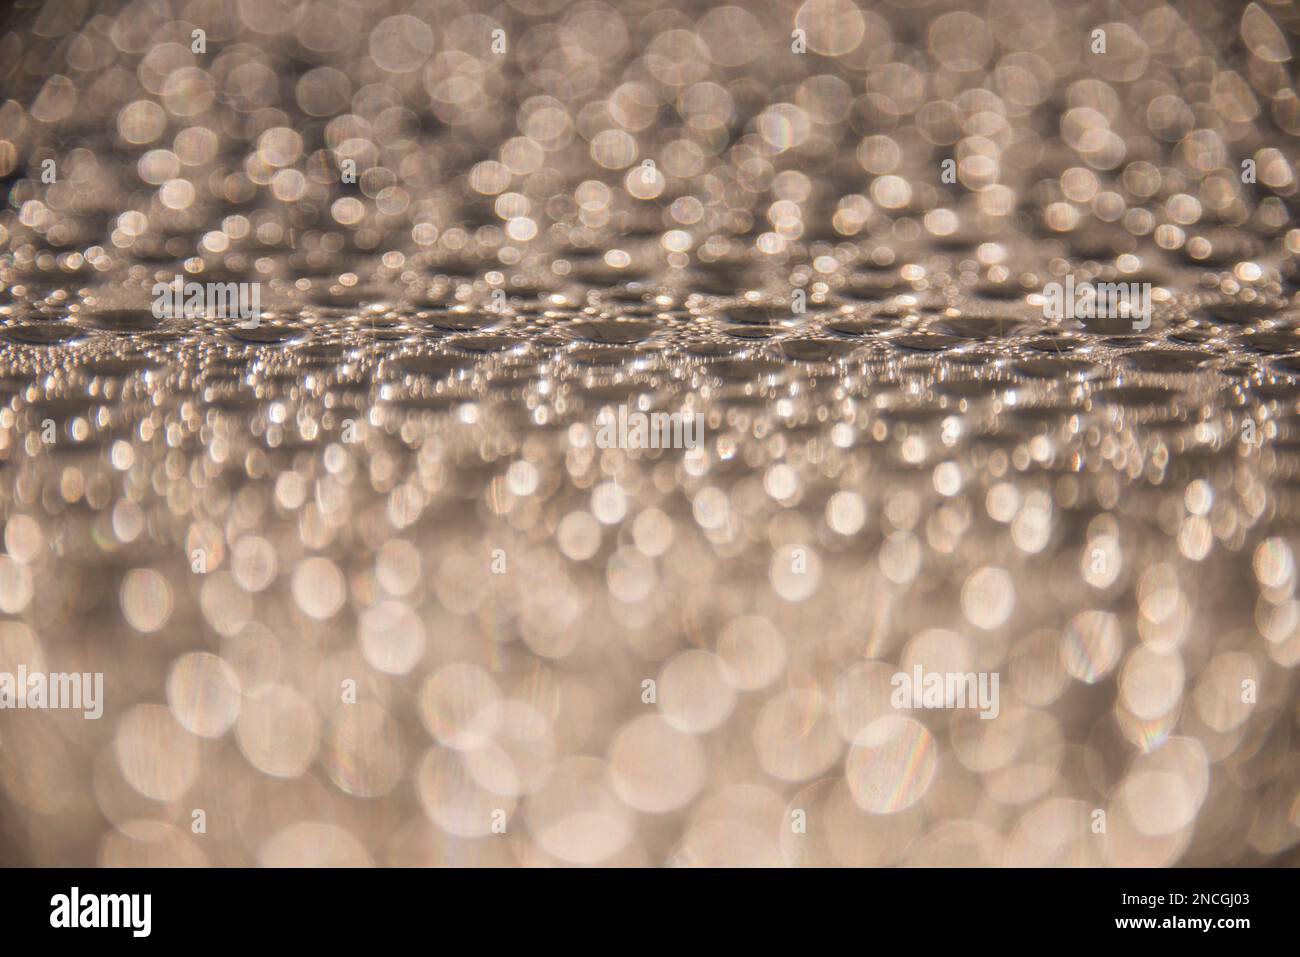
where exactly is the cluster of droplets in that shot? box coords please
[0,0,1298,865]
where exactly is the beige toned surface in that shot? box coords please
[0,0,1297,866]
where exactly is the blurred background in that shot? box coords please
[0,0,1298,866]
